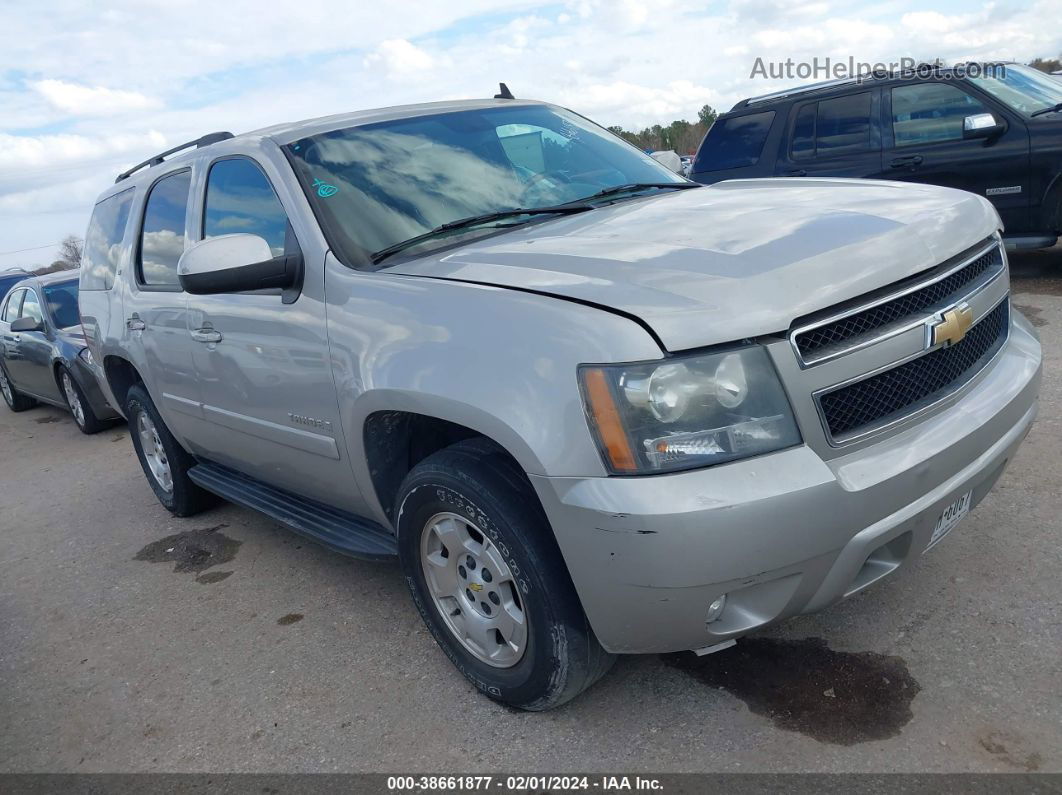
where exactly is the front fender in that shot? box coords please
[323,254,663,524]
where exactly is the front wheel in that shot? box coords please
[395,439,614,711]
[60,366,105,434]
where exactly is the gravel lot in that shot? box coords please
[1,251,1060,774]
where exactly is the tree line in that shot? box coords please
[607,104,718,155]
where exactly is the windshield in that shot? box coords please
[968,64,1062,115]
[42,279,80,329]
[285,104,685,267]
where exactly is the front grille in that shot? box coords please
[795,242,1003,361]
[819,300,1009,441]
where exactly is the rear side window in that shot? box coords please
[138,171,191,288]
[694,111,775,171]
[2,289,24,321]
[891,83,989,146]
[792,92,873,159]
[81,188,134,291]
[203,159,290,256]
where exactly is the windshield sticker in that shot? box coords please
[312,178,338,198]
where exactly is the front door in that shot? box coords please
[775,89,883,178]
[185,156,355,509]
[878,81,1031,231]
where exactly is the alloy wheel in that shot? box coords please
[62,372,85,427]
[0,369,12,406]
[137,411,173,492]
[420,511,528,668]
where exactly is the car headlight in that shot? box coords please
[579,347,801,474]
[78,347,95,366]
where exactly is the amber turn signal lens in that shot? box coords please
[582,368,637,473]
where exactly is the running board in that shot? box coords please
[188,461,398,560]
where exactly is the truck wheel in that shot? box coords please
[395,439,614,711]
[125,384,215,516]
[60,367,105,434]
[0,364,36,412]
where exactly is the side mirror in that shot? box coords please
[963,113,1006,141]
[10,316,43,333]
[177,234,302,303]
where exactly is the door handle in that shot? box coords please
[785,169,807,177]
[126,316,146,332]
[889,155,924,169]
[190,328,223,344]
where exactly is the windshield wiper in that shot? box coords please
[1030,102,1062,118]
[371,205,594,264]
[569,182,702,204]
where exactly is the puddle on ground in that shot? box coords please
[134,523,240,584]
[35,415,62,424]
[1012,304,1048,327]
[277,613,304,626]
[662,637,920,745]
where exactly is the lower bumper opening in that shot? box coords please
[845,531,912,597]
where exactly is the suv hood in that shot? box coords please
[385,178,1000,352]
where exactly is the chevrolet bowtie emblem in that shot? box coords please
[930,303,974,348]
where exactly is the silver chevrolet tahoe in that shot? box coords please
[80,97,1041,711]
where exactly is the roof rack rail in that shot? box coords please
[115,131,235,183]
[743,76,876,107]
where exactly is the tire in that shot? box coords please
[125,384,216,516]
[59,366,106,434]
[395,439,615,711]
[0,363,35,412]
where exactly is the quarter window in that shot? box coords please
[694,111,776,172]
[139,171,191,287]
[891,84,989,146]
[792,92,873,159]
[3,289,24,322]
[204,159,291,256]
[81,188,134,291]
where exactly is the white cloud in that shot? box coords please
[30,79,160,116]
[559,80,718,125]
[0,130,166,172]
[364,39,435,78]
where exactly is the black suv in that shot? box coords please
[691,64,1062,249]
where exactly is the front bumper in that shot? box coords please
[72,356,121,421]
[531,312,1041,654]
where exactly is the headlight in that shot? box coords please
[579,347,801,474]
[78,347,95,366]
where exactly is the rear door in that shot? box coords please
[122,168,201,443]
[774,89,883,178]
[1,288,25,376]
[5,287,59,399]
[878,80,1031,231]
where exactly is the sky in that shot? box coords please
[2,0,1061,270]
